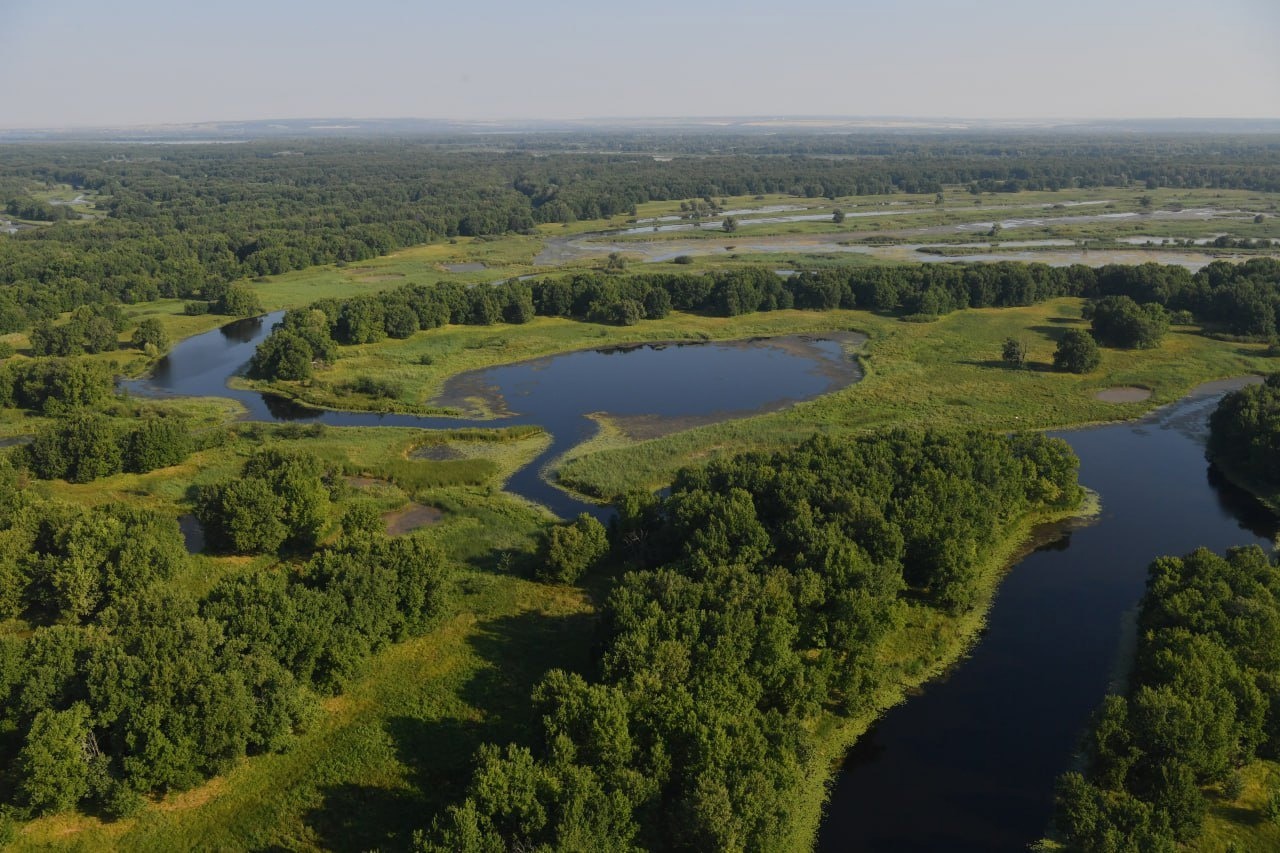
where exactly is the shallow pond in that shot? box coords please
[817,377,1276,852]
[122,314,864,518]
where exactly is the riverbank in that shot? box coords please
[784,491,1101,850]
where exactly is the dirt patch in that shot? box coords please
[383,503,443,535]
[1095,387,1153,403]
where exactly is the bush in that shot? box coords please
[1001,337,1026,368]
[1053,330,1102,373]
[124,416,193,473]
[537,514,609,584]
[25,413,123,483]
[346,376,403,400]
[217,283,264,317]
[1266,787,1280,826]
[130,318,170,352]
[1090,295,1168,349]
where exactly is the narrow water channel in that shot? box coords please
[817,377,1275,852]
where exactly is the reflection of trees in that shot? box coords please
[1206,465,1278,539]
[219,316,264,344]
[261,393,323,421]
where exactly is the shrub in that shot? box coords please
[1053,330,1102,374]
[537,514,609,584]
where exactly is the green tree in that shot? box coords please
[383,301,420,339]
[130,318,170,353]
[248,329,314,381]
[538,514,609,584]
[16,703,94,814]
[1001,337,1027,368]
[1053,330,1102,373]
[25,413,123,483]
[197,479,288,554]
[124,416,193,473]
[722,215,738,233]
[217,283,264,317]
[832,209,846,224]
[1090,295,1169,349]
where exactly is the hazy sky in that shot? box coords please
[3,0,1277,128]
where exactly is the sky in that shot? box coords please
[2,0,1278,128]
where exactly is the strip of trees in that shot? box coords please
[246,259,1280,384]
[423,429,1082,850]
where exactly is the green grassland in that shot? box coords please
[1194,760,1280,852]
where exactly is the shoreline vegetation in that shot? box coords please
[791,492,1101,849]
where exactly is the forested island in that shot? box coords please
[1,131,1279,851]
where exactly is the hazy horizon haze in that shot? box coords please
[3,0,1278,129]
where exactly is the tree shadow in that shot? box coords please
[1210,803,1263,827]
[302,607,599,851]
[961,359,1055,373]
[1029,325,1072,341]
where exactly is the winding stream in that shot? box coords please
[817,376,1276,851]
[121,313,864,519]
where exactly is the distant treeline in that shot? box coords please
[0,450,450,818]
[1,135,1278,329]
[421,430,1081,850]
[1055,545,1280,849]
[249,259,1280,381]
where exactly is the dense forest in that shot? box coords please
[418,429,1082,850]
[1054,545,1280,850]
[2,135,1279,331]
